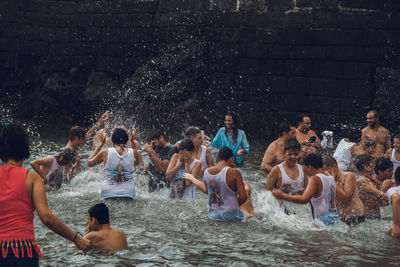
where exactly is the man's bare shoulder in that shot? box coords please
[344,171,356,181]
[379,125,390,134]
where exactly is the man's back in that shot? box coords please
[85,228,127,251]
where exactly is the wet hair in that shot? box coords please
[68,126,85,141]
[354,154,374,172]
[394,133,400,140]
[395,168,400,184]
[363,139,376,147]
[297,113,310,126]
[304,153,323,169]
[148,132,165,142]
[111,128,129,145]
[278,122,293,137]
[218,146,233,161]
[374,157,393,174]
[88,203,109,224]
[368,110,379,118]
[178,139,195,152]
[283,138,301,151]
[57,148,76,166]
[184,126,201,138]
[225,114,238,144]
[323,155,337,167]
[0,122,30,162]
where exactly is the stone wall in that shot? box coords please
[0,0,399,138]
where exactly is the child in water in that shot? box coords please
[30,148,76,191]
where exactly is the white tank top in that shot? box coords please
[169,159,199,200]
[101,147,135,199]
[310,173,337,218]
[391,150,400,179]
[200,145,207,169]
[387,185,400,204]
[333,138,355,170]
[45,156,64,191]
[278,163,305,194]
[203,166,240,212]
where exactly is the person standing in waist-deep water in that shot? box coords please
[184,126,214,177]
[361,110,391,158]
[82,203,127,251]
[385,133,400,180]
[273,153,339,227]
[184,147,257,221]
[295,114,321,156]
[323,156,366,226]
[212,114,249,167]
[261,122,297,173]
[0,123,91,266]
[88,127,140,200]
[30,148,76,191]
[387,168,400,238]
[166,139,201,200]
[64,111,111,181]
[143,132,178,191]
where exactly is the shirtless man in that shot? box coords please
[30,148,76,191]
[295,114,321,155]
[83,203,127,251]
[387,168,400,238]
[355,154,388,219]
[184,126,214,177]
[65,111,111,180]
[361,110,390,157]
[385,133,400,179]
[272,153,339,226]
[260,122,296,173]
[323,156,365,225]
[351,139,377,158]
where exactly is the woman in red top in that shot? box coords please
[0,123,91,266]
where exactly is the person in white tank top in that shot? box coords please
[88,128,140,200]
[273,153,339,226]
[183,146,258,221]
[387,168,400,238]
[266,139,308,194]
[30,148,76,191]
[184,126,214,177]
[166,139,201,200]
[385,134,400,180]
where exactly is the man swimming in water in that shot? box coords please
[355,154,388,219]
[361,110,391,157]
[295,114,321,156]
[184,146,257,221]
[260,122,296,173]
[387,168,400,238]
[273,153,339,226]
[30,148,76,191]
[323,155,366,225]
[83,203,127,251]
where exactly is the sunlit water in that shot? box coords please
[21,127,400,266]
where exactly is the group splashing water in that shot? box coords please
[1,109,400,265]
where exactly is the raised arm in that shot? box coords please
[85,111,111,141]
[144,143,169,172]
[30,156,53,183]
[88,134,106,167]
[165,154,182,181]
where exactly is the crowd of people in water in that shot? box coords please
[1,109,400,265]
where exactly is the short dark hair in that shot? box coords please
[218,146,233,161]
[88,203,109,224]
[395,168,400,184]
[111,128,128,145]
[374,157,393,174]
[304,153,323,169]
[394,133,400,139]
[323,155,337,167]
[278,122,293,137]
[297,113,309,125]
[354,154,374,172]
[363,139,376,147]
[57,148,76,166]
[184,126,201,138]
[178,139,195,152]
[368,110,379,118]
[69,126,85,141]
[0,122,30,162]
[148,132,165,142]
[284,138,301,151]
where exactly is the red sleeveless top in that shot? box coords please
[0,166,42,259]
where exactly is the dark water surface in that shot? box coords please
[24,127,400,266]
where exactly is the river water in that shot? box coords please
[22,126,400,266]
